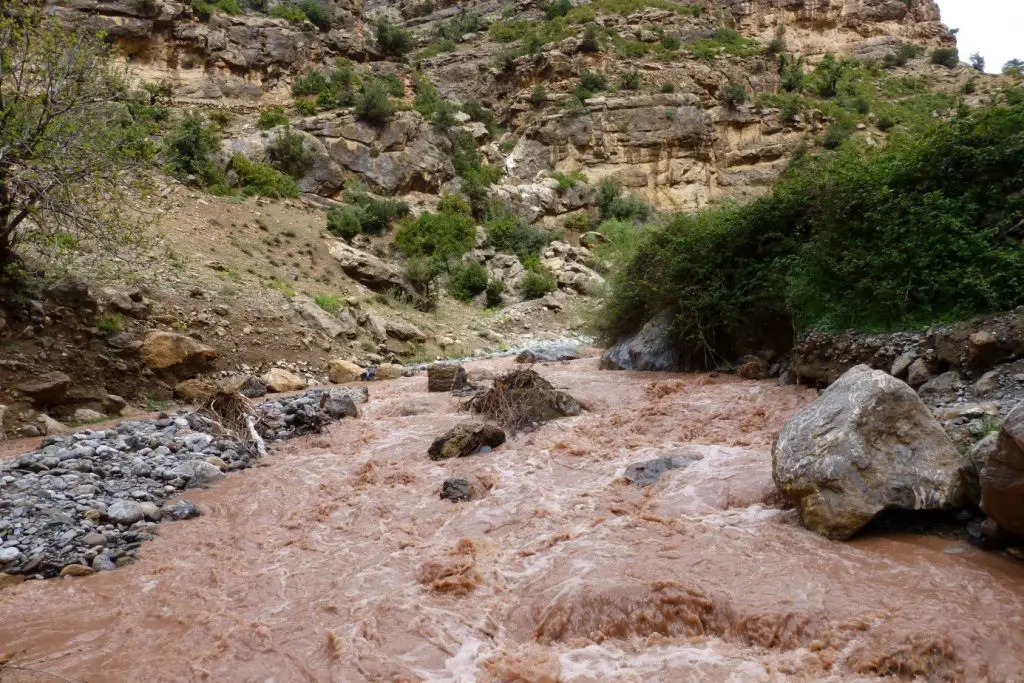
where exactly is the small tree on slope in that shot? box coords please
[0,2,153,276]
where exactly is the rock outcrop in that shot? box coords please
[601,309,679,372]
[773,364,966,540]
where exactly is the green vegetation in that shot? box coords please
[486,279,505,307]
[1005,59,1024,77]
[686,28,762,60]
[96,313,124,333]
[267,128,312,176]
[881,42,924,69]
[601,99,1024,368]
[520,260,558,299]
[165,111,226,190]
[375,18,414,58]
[597,178,650,222]
[619,70,641,90]
[721,78,747,109]
[530,84,548,107]
[257,108,290,130]
[930,47,960,69]
[230,155,301,198]
[485,215,549,260]
[266,277,297,298]
[314,293,344,314]
[354,81,395,124]
[326,182,409,240]
[187,0,241,20]
[269,0,332,28]
[394,194,476,266]
[448,261,489,301]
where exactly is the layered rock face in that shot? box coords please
[46,0,361,100]
[721,0,951,54]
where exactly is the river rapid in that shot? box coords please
[1,358,1023,682]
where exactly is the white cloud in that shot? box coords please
[935,0,1024,73]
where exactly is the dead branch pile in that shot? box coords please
[469,369,580,434]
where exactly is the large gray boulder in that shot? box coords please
[600,309,678,372]
[772,364,966,540]
[327,240,416,296]
[980,403,1024,536]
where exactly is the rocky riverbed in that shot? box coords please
[0,388,362,578]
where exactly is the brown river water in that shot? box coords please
[2,358,1024,682]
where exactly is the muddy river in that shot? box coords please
[1,359,1023,681]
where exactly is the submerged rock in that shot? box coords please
[772,364,966,540]
[428,422,506,461]
[428,364,468,393]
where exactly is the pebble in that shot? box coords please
[0,390,352,579]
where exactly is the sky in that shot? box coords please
[935,0,1024,73]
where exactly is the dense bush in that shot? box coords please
[394,194,476,263]
[230,155,300,198]
[619,70,641,90]
[448,261,489,301]
[597,177,650,222]
[530,84,548,107]
[930,47,960,69]
[601,100,1024,368]
[720,78,747,109]
[267,128,312,176]
[326,205,362,241]
[165,111,224,188]
[520,262,557,299]
[354,81,394,124]
[486,279,505,307]
[882,42,925,69]
[580,24,601,52]
[485,216,549,260]
[375,18,414,58]
[257,108,289,130]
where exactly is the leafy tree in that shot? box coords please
[721,78,747,109]
[1004,59,1024,78]
[394,195,476,263]
[258,108,290,130]
[165,111,223,186]
[970,52,985,72]
[0,3,154,271]
[267,128,313,176]
[448,260,489,301]
[355,81,394,124]
[930,47,959,69]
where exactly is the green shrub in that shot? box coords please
[293,69,330,97]
[448,261,489,301]
[230,155,300,198]
[779,54,806,92]
[405,256,440,298]
[619,70,641,91]
[597,177,650,222]
[809,53,849,98]
[269,3,306,22]
[165,111,224,188]
[258,109,290,132]
[354,81,394,124]
[563,212,593,231]
[462,99,496,132]
[97,313,124,333]
[375,18,414,58]
[187,0,241,20]
[485,279,505,307]
[764,35,785,57]
[296,0,332,29]
[485,216,549,259]
[394,195,476,262]
[822,119,854,149]
[550,170,587,193]
[721,78,747,109]
[413,75,442,118]
[660,82,676,94]
[314,293,344,314]
[520,264,557,299]
[601,100,1024,368]
[267,128,312,176]
[580,23,601,52]
[295,98,317,116]
[661,34,681,51]
[544,0,572,20]
[930,47,960,69]
[580,69,607,93]
[342,182,409,233]
[1004,59,1024,77]
[435,11,484,42]
[883,42,925,68]
[530,84,548,107]
[326,205,364,241]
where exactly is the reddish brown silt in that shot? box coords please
[2,359,1023,681]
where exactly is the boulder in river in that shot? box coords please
[328,359,363,384]
[772,364,966,540]
[600,309,678,372]
[428,422,506,460]
[261,368,307,393]
[980,403,1024,536]
[428,364,467,393]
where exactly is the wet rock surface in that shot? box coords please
[428,422,506,461]
[427,364,468,393]
[0,390,353,578]
[623,451,703,487]
[773,364,966,540]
